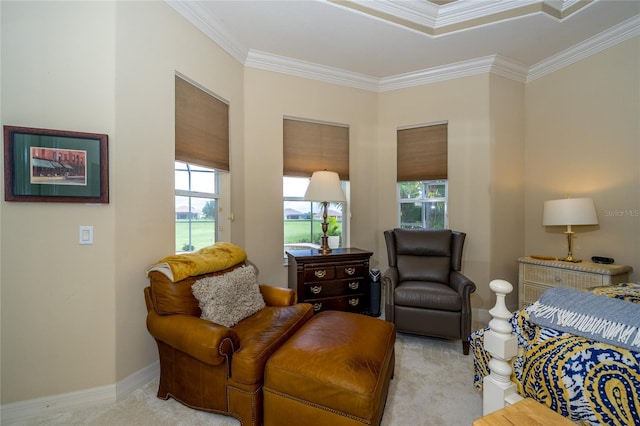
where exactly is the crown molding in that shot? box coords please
[245,50,380,92]
[378,55,528,92]
[165,0,247,64]
[333,0,591,36]
[246,51,528,92]
[527,14,640,82]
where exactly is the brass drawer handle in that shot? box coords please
[344,267,356,276]
[314,270,327,278]
[348,282,359,290]
[313,302,323,312]
[310,285,322,294]
[348,298,359,306]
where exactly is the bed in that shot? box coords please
[471,281,640,425]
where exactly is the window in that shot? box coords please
[396,122,448,229]
[175,73,229,253]
[283,176,346,252]
[175,162,219,252]
[398,180,447,229]
[283,117,349,254]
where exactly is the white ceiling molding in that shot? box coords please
[332,0,592,36]
[490,56,530,84]
[246,50,529,92]
[378,55,526,92]
[527,14,640,82]
[245,50,380,92]
[165,0,248,64]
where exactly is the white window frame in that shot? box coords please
[175,161,220,253]
[397,179,448,229]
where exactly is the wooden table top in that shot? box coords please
[473,399,574,426]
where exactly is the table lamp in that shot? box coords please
[542,197,598,262]
[304,170,346,254]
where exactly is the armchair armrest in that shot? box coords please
[382,267,399,322]
[382,267,399,290]
[449,271,476,297]
[259,284,297,306]
[146,310,240,366]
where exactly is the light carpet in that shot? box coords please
[10,334,482,425]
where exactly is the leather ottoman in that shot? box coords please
[263,311,396,426]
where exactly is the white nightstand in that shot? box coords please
[518,256,633,308]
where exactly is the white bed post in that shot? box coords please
[482,279,523,415]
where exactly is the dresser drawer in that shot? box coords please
[304,279,365,300]
[304,266,336,282]
[335,263,367,279]
[522,282,552,306]
[523,264,603,289]
[310,294,370,314]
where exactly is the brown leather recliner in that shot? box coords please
[144,266,313,426]
[382,229,476,354]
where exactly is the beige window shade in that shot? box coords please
[175,75,229,171]
[397,123,447,181]
[283,118,349,180]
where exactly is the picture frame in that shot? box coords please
[4,125,109,203]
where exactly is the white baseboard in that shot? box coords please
[0,361,159,425]
[116,360,159,400]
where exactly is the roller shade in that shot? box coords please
[397,123,447,182]
[175,75,229,171]
[283,118,349,180]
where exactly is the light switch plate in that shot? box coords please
[79,226,94,245]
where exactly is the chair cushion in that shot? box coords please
[397,256,450,284]
[192,265,265,327]
[394,228,452,256]
[148,263,243,316]
[230,303,314,385]
[394,281,462,312]
[393,229,453,284]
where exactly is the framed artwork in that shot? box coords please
[4,125,109,203]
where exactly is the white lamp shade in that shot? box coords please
[543,198,598,226]
[304,171,346,202]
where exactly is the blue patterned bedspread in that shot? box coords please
[470,283,640,425]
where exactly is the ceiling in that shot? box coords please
[167,0,640,91]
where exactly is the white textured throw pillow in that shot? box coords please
[192,265,265,327]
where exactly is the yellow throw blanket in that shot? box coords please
[145,242,247,282]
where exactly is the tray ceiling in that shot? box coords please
[167,0,640,90]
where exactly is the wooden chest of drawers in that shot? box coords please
[518,256,632,308]
[286,248,373,315]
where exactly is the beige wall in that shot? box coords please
[1,0,638,409]
[524,37,640,280]
[1,1,117,403]
[489,75,526,309]
[1,1,244,404]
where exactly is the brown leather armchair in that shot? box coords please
[144,266,313,426]
[382,229,476,354]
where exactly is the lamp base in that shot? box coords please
[560,257,582,263]
[561,229,582,263]
[318,235,332,255]
[318,202,332,255]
